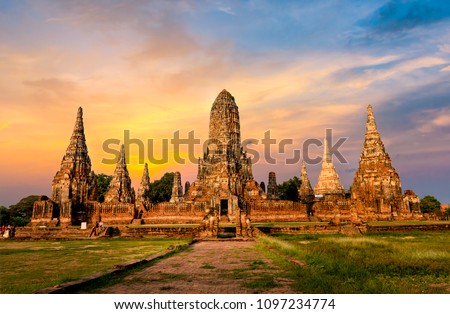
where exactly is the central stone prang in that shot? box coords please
[185,89,266,226]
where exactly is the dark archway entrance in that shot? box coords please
[218,199,235,238]
[220,199,228,216]
[51,206,60,220]
[71,204,87,226]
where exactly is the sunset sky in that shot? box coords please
[1,0,449,206]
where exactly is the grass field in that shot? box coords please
[0,238,189,293]
[1,231,449,294]
[258,231,450,293]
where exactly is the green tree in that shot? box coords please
[444,207,450,220]
[97,173,113,202]
[6,195,39,226]
[278,176,301,202]
[145,172,174,203]
[420,195,441,214]
[0,205,10,226]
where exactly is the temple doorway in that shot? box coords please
[220,199,228,216]
[51,206,60,220]
[71,204,87,226]
[218,199,235,238]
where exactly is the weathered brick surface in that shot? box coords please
[104,144,135,204]
[170,171,184,203]
[267,172,279,199]
[351,105,411,221]
[314,137,345,196]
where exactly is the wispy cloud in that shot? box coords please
[358,0,450,34]
[217,3,236,16]
[415,107,450,133]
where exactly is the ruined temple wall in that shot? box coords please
[353,199,398,221]
[350,199,423,222]
[97,203,135,225]
[248,200,309,222]
[313,199,353,222]
[31,200,56,226]
[31,199,72,226]
[32,200,54,220]
[141,202,207,224]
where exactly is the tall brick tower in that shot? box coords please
[186,90,265,219]
[51,107,97,223]
[352,105,404,219]
[104,144,135,203]
[314,137,345,197]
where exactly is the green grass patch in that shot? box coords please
[243,274,280,291]
[0,238,190,293]
[249,259,266,269]
[158,273,188,281]
[200,263,216,269]
[258,231,450,293]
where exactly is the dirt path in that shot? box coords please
[82,240,296,294]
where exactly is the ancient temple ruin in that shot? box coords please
[136,163,151,213]
[351,105,407,220]
[170,172,184,203]
[32,108,135,226]
[266,172,279,200]
[33,90,422,230]
[104,145,135,204]
[138,163,151,197]
[184,89,266,222]
[298,161,314,203]
[314,137,345,197]
[33,107,97,225]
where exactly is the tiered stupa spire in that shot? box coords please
[359,105,388,160]
[185,89,265,202]
[137,163,151,207]
[51,107,97,205]
[298,160,314,202]
[267,172,279,200]
[104,144,135,203]
[314,137,345,196]
[208,89,241,161]
[170,171,184,203]
[352,105,404,215]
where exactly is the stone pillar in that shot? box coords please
[170,172,184,203]
[267,172,279,200]
[184,181,191,197]
[298,160,315,203]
